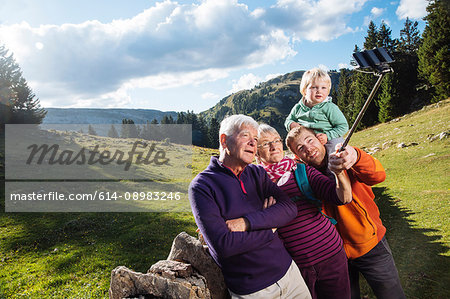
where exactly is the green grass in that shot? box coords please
[0,101,449,298]
[349,99,450,298]
[0,141,214,298]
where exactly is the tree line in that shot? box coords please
[88,113,220,148]
[335,0,448,128]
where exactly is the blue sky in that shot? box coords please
[0,0,427,113]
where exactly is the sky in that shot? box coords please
[0,0,428,113]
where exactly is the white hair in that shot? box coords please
[258,123,280,139]
[219,114,258,150]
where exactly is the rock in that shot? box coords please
[167,232,228,299]
[109,232,228,299]
[397,143,407,148]
[149,260,193,279]
[427,131,449,142]
[427,134,439,142]
[382,140,396,150]
[367,147,381,155]
[439,131,449,140]
[109,265,210,299]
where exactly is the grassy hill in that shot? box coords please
[0,100,449,298]
[200,70,340,137]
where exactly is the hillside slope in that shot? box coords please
[349,99,449,298]
[200,70,340,136]
[0,100,448,298]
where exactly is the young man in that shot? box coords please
[286,126,405,299]
[189,115,311,298]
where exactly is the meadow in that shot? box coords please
[0,100,449,298]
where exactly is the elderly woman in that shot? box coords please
[189,115,311,298]
[256,123,352,299]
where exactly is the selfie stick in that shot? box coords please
[339,47,394,152]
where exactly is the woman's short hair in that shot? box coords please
[258,123,280,139]
[299,67,332,96]
[219,114,259,150]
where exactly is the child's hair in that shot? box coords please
[285,126,316,153]
[299,67,332,96]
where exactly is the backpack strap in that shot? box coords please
[293,163,337,225]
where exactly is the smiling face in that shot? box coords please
[288,129,327,168]
[304,78,330,108]
[221,124,258,171]
[256,132,284,165]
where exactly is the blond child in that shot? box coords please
[285,68,348,156]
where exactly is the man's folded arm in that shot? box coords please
[189,182,278,258]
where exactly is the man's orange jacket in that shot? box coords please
[323,147,387,259]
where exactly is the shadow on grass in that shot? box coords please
[370,187,450,299]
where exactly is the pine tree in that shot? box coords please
[88,125,97,136]
[364,21,378,50]
[377,21,398,52]
[399,17,422,54]
[395,18,423,112]
[349,71,378,127]
[377,73,398,122]
[108,125,119,138]
[121,119,139,138]
[336,68,353,122]
[418,0,450,102]
[0,45,46,125]
[208,117,220,149]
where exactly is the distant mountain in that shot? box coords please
[41,108,179,137]
[43,108,178,124]
[200,70,340,138]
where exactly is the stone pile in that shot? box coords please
[109,232,229,299]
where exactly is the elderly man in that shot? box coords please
[286,126,405,299]
[189,115,311,298]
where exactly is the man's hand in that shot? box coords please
[329,144,358,172]
[316,133,328,145]
[263,196,276,209]
[226,217,249,232]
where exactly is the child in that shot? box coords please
[285,67,349,156]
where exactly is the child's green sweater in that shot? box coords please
[284,97,348,140]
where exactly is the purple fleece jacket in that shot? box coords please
[189,156,297,295]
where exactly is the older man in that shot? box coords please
[286,126,405,299]
[189,115,311,298]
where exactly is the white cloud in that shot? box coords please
[266,0,369,42]
[265,73,282,81]
[0,0,373,108]
[0,0,296,107]
[371,7,386,18]
[318,64,329,72]
[229,73,263,93]
[396,0,427,19]
[338,63,349,69]
[201,92,220,101]
[364,6,387,25]
[34,42,44,50]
